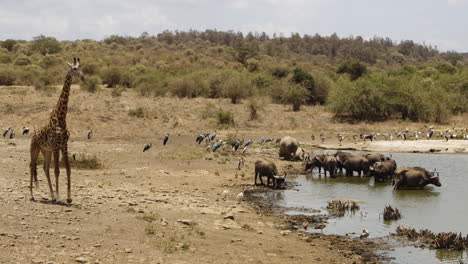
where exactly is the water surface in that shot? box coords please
[266,151,468,263]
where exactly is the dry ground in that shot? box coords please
[0,85,466,264]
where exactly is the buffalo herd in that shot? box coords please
[254,137,442,190]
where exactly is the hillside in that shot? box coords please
[0,31,467,123]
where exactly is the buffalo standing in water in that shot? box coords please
[393,167,441,190]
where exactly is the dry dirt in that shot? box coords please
[0,85,466,264]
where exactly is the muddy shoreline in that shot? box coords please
[241,185,389,264]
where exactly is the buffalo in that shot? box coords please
[305,154,326,174]
[393,167,441,190]
[334,151,353,174]
[254,160,286,188]
[371,159,397,182]
[343,156,371,177]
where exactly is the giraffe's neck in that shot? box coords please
[51,70,73,126]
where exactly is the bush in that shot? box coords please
[271,67,289,78]
[337,60,367,81]
[247,97,265,120]
[81,75,101,93]
[0,67,16,85]
[217,108,234,125]
[81,62,99,75]
[111,87,124,97]
[135,72,169,97]
[0,53,11,64]
[221,73,251,104]
[40,55,60,68]
[1,39,16,52]
[14,55,31,66]
[128,107,145,118]
[170,73,209,98]
[101,67,122,88]
[31,35,62,55]
[283,84,309,111]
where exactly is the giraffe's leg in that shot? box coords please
[29,144,40,201]
[42,150,55,202]
[53,150,60,202]
[62,147,72,204]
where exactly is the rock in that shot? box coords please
[280,230,291,236]
[75,257,87,263]
[177,219,194,226]
[224,213,234,220]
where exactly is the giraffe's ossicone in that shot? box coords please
[29,57,84,204]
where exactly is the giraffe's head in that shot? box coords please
[67,57,85,81]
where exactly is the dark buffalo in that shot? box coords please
[254,160,285,188]
[363,152,386,166]
[343,156,371,177]
[371,159,397,182]
[393,167,441,190]
[334,151,353,174]
[322,155,338,178]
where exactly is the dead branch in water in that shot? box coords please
[383,205,401,220]
[394,225,468,250]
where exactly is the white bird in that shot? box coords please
[236,192,244,201]
[238,158,245,170]
[360,229,369,239]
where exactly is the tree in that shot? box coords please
[337,60,367,81]
[235,46,257,65]
[31,35,62,55]
[283,84,309,111]
[290,67,315,103]
[1,39,16,52]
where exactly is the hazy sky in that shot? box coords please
[0,0,467,52]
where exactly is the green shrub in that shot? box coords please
[434,62,456,74]
[247,97,265,120]
[221,73,251,104]
[81,75,101,93]
[128,107,145,118]
[271,67,289,78]
[170,73,209,98]
[0,53,11,64]
[1,39,17,52]
[111,87,124,97]
[81,62,99,75]
[0,67,16,85]
[290,67,315,103]
[283,84,309,111]
[14,55,31,66]
[135,72,169,96]
[40,55,60,68]
[337,60,367,81]
[217,108,234,125]
[101,67,122,88]
[269,80,289,104]
[31,35,62,55]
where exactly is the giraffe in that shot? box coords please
[29,57,84,204]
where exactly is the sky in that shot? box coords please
[0,0,467,52]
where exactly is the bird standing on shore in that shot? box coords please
[210,131,217,141]
[143,143,153,152]
[315,222,327,233]
[163,133,169,146]
[320,133,325,144]
[212,140,223,152]
[3,127,11,137]
[87,129,93,140]
[9,129,15,139]
[360,229,370,239]
[337,133,343,146]
[22,127,30,136]
[244,139,252,148]
[238,157,245,170]
[196,134,204,144]
[232,139,240,151]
